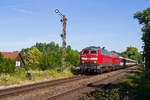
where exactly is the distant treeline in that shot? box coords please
[20,42,80,70]
[120,47,142,64]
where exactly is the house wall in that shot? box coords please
[16,55,24,67]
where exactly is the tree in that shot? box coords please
[0,53,4,74]
[25,47,41,68]
[0,52,3,62]
[0,53,16,75]
[134,8,150,71]
[38,48,62,70]
[20,42,80,71]
[2,58,16,74]
[39,53,49,70]
[121,47,140,61]
[34,42,59,53]
[20,42,60,59]
[66,46,80,67]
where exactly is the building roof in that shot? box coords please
[1,52,19,60]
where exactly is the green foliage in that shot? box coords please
[39,53,49,70]
[121,47,142,62]
[0,53,3,62]
[39,49,62,70]
[121,66,150,100]
[133,7,150,98]
[0,53,16,75]
[20,42,80,71]
[20,42,59,60]
[2,58,16,74]
[101,88,120,100]
[20,48,30,59]
[34,41,59,53]
[137,53,143,64]
[134,7,150,70]
[66,46,80,67]
[0,53,3,74]
[25,47,41,68]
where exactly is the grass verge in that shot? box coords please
[0,69,73,86]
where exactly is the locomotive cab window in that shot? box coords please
[99,48,102,54]
[91,50,97,54]
[83,50,89,54]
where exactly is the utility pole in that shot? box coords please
[55,9,67,72]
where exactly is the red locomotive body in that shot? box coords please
[80,46,137,74]
[80,46,119,73]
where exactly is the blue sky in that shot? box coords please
[0,0,150,52]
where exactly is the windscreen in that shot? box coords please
[91,50,97,54]
[82,50,89,54]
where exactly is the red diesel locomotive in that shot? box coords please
[80,46,137,73]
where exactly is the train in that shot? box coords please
[80,46,137,73]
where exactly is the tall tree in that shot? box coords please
[134,8,150,71]
[25,47,41,68]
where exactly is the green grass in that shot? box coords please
[0,69,74,86]
[119,66,143,85]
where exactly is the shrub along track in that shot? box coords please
[0,66,138,100]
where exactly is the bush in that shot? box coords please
[0,53,16,75]
[1,58,16,74]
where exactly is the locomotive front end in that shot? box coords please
[80,47,99,73]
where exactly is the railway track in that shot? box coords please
[0,65,138,100]
[48,66,138,100]
[0,75,92,99]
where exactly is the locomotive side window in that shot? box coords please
[83,50,89,54]
[101,50,106,55]
[104,50,106,56]
[101,49,104,55]
[99,48,102,54]
[114,53,118,58]
[91,50,97,54]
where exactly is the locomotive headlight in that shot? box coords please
[90,57,98,60]
[81,57,87,60]
[82,61,84,63]
[94,61,96,63]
